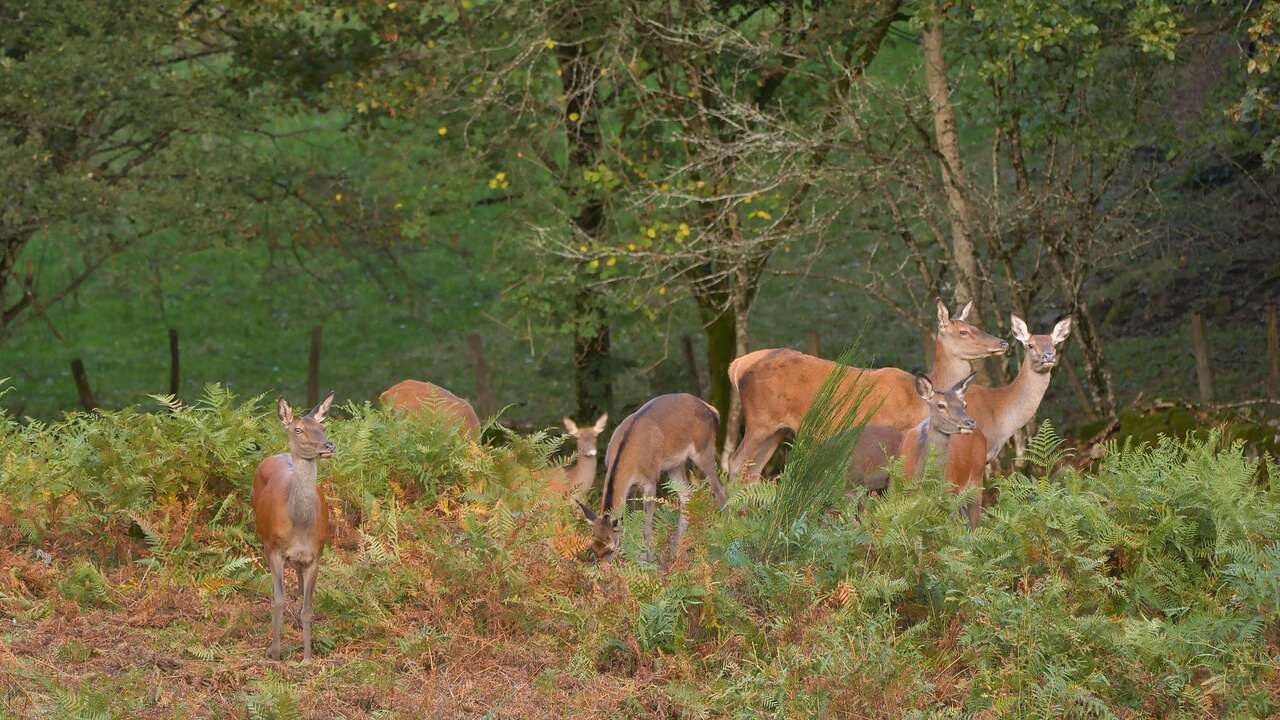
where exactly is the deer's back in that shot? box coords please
[736,349,925,432]
[380,379,481,439]
[605,394,717,482]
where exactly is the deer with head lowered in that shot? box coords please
[380,379,482,441]
[252,392,336,662]
[847,373,977,494]
[729,299,1006,483]
[578,394,726,564]
[542,414,607,502]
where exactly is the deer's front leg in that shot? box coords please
[266,551,286,661]
[300,561,319,662]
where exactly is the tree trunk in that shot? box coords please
[922,21,990,382]
[1046,241,1116,418]
[702,306,735,448]
[574,286,612,421]
[556,23,612,423]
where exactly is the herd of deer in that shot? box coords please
[251,300,1071,660]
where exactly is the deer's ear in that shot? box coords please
[593,414,608,433]
[309,391,335,422]
[278,398,294,426]
[1010,314,1031,344]
[914,374,935,400]
[1051,316,1073,345]
[955,371,978,396]
[935,298,950,328]
[563,417,579,434]
[955,300,973,322]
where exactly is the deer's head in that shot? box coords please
[915,373,977,435]
[577,501,622,561]
[936,299,1009,361]
[563,414,608,460]
[278,392,336,460]
[1010,315,1072,373]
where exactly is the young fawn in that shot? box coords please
[543,414,607,502]
[252,392,336,662]
[848,373,978,494]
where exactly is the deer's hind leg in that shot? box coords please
[665,465,692,563]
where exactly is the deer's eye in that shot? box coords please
[294,428,302,434]
[937,402,946,409]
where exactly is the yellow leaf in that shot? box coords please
[496,171,507,181]
[437,126,448,136]
[569,112,580,122]
[645,227,656,238]
[588,259,600,270]
[545,38,556,49]
[658,286,666,295]
[606,257,617,266]
[334,193,343,202]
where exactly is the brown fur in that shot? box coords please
[729,300,1006,483]
[380,379,482,440]
[581,394,725,563]
[251,393,335,661]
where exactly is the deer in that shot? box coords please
[927,313,1072,526]
[380,379,482,440]
[847,374,977,494]
[728,299,1006,483]
[541,414,608,502]
[577,394,726,564]
[252,392,336,662]
[945,314,1073,463]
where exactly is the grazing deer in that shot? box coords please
[542,414,607,502]
[729,300,1006,482]
[380,379,482,440]
[848,374,977,491]
[252,392,336,662]
[577,394,725,563]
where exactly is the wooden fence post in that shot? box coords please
[307,326,322,408]
[1190,312,1214,405]
[805,330,821,357]
[1268,304,1279,400]
[681,334,702,397]
[168,328,180,398]
[70,358,98,411]
[466,332,496,418]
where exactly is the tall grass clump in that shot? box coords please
[738,344,873,563]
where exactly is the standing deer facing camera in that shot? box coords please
[542,414,607,502]
[252,392,336,662]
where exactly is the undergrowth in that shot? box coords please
[1,388,1278,718]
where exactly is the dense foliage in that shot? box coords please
[2,390,1277,717]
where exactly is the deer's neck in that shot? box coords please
[567,452,597,498]
[986,354,1052,454]
[930,338,973,388]
[286,454,319,529]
